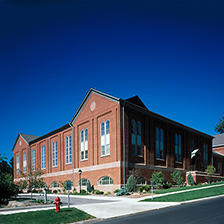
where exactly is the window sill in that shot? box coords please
[81,159,88,162]
[175,161,183,164]
[156,158,165,161]
[66,162,72,165]
[100,154,110,158]
[131,154,143,157]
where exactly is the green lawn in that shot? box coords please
[0,208,95,224]
[153,181,224,194]
[141,185,224,202]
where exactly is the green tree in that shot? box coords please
[150,171,165,189]
[214,112,224,133]
[187,172,195,186]
[20,169,44,199]
[205,165,216,183]
[171,170,183,186]
[0,154,18,203]
[126,175,137,192]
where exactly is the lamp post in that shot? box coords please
[78,169,82,193]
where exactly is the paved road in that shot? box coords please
[92,197,224,224]
[17,194,117,206]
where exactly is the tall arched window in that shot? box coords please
[66,136,71,164]
[101,120,110,156]
[156,128,164,159]
[131,120,142,155]
[81,129,88,160]
[203,143,208,167]
[175,134,182,162]
[50,181,59,188]
[52,141,57,167]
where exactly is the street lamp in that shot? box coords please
[78,169,82,193]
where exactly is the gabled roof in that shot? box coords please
[213,133,224,147]
[125,95,148,109]
[213,150,224,157]
[12,133,39,151]
[70,88,120,124]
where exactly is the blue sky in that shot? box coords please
[1,1,224,161]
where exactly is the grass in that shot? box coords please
[153,181,224,194]
[0,207,95,224]
[141,185,224,202]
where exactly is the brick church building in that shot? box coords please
[13,88,213,192]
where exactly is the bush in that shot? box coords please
[92,190,104,195]
[114,189,119,194]
[187,172,195,186]
[87,184,93,193]
[104,191,111,195]
[168,183,172,188]
[151,171,165,189]
[81,189,87,194]
[171,170,183,186]
[53,190,58,194]
[138,185,151,192]
[126,175,137,192]
[32,189,38,193]
[116,187,130,196]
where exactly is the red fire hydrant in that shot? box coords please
[54,197,62,212]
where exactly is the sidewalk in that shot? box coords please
[1,184,224,219]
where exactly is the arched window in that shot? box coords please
[78,178,90,187]
[97,176,114,185]
[81,129,88,160]
[136,177,146,185]
[131,120,142,155]
[50,181,59,188]
[156,128,164,159]
[203,143,208,167]
[101,120,110,156]
[66,135,71,164]
[175,134,182,162]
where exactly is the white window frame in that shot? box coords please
[78,178,90,187]
[50,181,59,188]
[52,141,57,167]
[97,176,114,185]
[81,129,88,160]
[101,120,110,156]
[32,149,36,171]
[23,152,27,173]
[131,120,142,156]
[16,155,19,175]
[66,136,72,164]
[41,145,46,170]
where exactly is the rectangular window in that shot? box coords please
[156,128,164,159]
[175,134,182,162]
[52,141,57,167]
[32,149,36,171]
[101,120,110,156]
[66,136,71,164]
[218,162,222,174]
[41,146,46,169]
[16,155,19,175]
[203,143,208,167]
[23,152,27,173]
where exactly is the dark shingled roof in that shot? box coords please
[20,133,39,143]
[213,133,224,147]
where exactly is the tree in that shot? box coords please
[20,169,44,199]
[214,112,224,133]
[171,170,183,186]
[187,172,195,186]
[126,175,137,192]
[150,171,165,189]
[205,165,216,183]
[0,154,18,203]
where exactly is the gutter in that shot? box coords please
[69,123,74,187]
[122,101,126,187]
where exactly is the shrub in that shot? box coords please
[187,172,195,186]
[205,165,216,183]
[138,185,151,192]
[151,171,165,189]
[114,189,119,194]
[168,183,172,188]
[171,170,183,186]
[81,189,87,194]
[116,187,130,196]
[53,190,58,194]
[32,189,38,193]
[92,190,104,194]
[104,191,111,195]
[126,175,137,192]
[87,184,93,193]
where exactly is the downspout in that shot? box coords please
[122,101,126,187]
[69,123,74,186]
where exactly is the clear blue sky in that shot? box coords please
[1,1,224,161]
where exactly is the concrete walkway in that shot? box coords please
[1,184,224,220]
